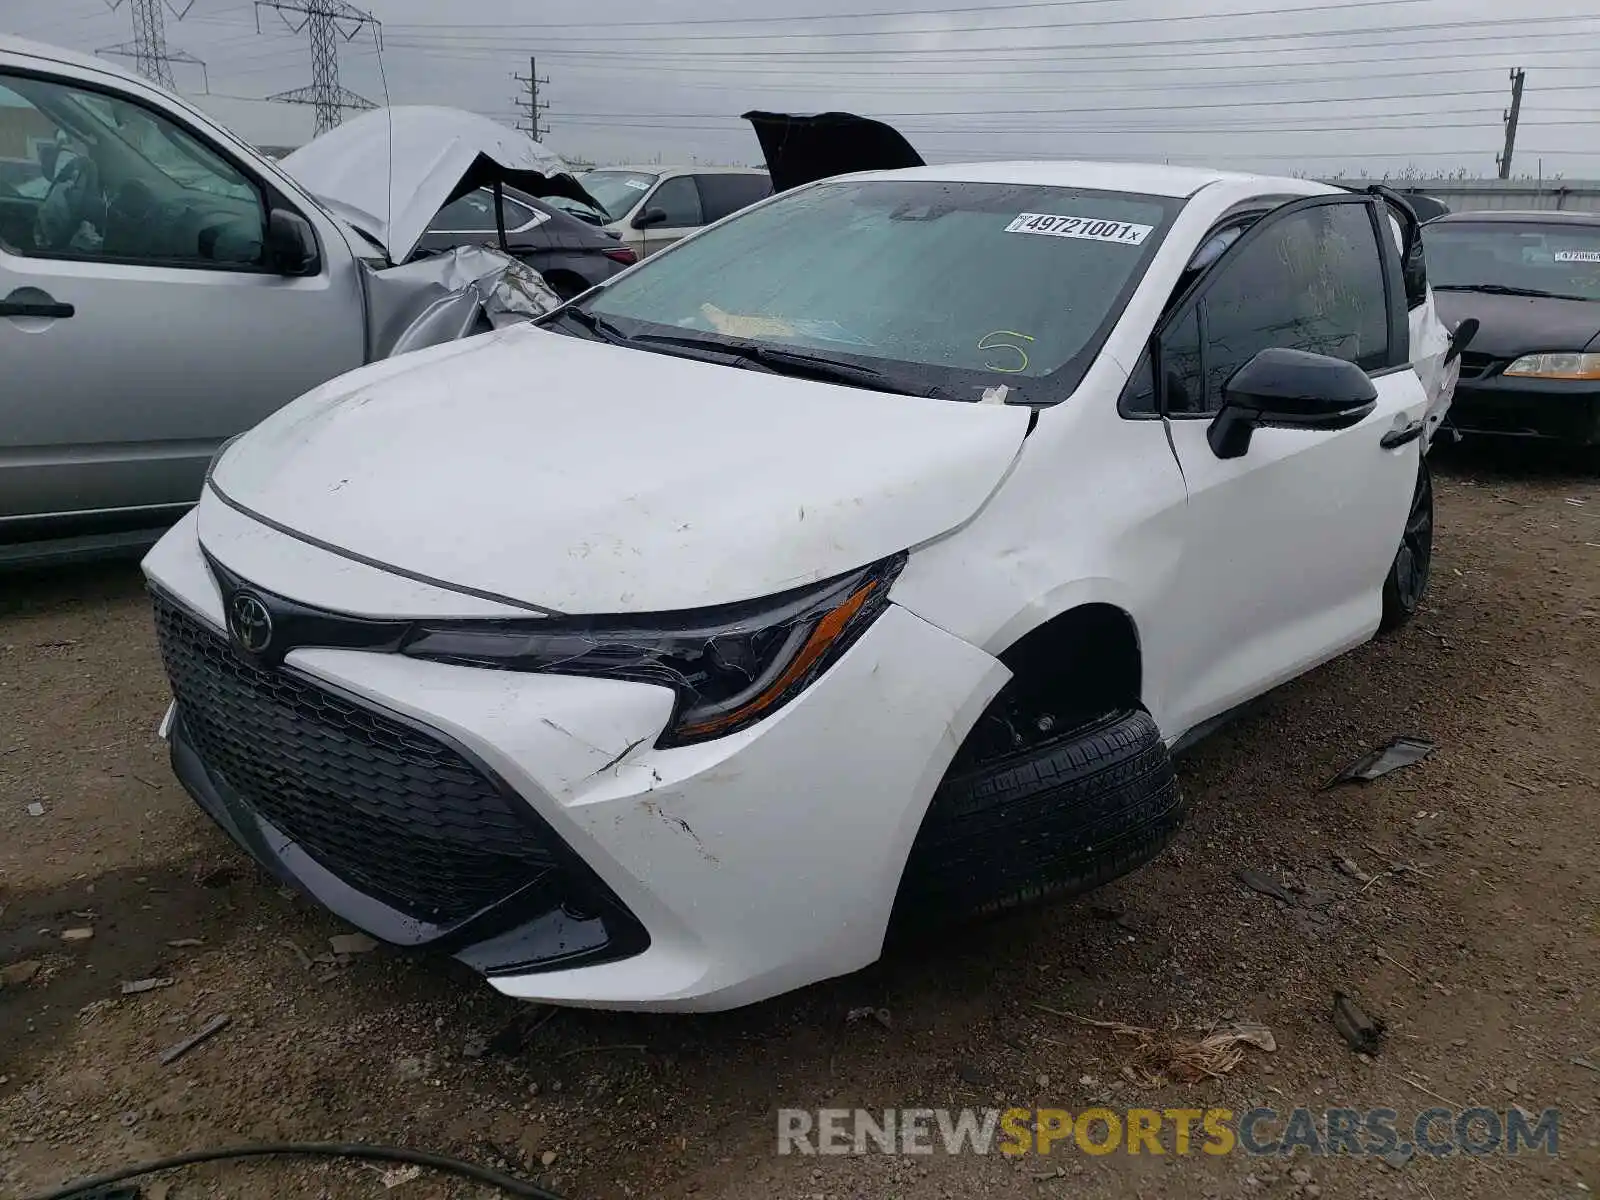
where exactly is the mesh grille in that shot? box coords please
[152,594,557,925]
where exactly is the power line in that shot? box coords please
[253,0,378,135]
[1497,67,1526,180]
[384,0,1401,31]
[379,8,1592,48]
[99,0,204,90]
[512,56,550,140]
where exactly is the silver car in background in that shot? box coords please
[1,37,589,567]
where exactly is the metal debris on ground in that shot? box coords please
[330,932,379,955]
[61,927,94,941]
[1334,855,1373,883]
[1326,736,1435,787]
[1331,992,1386,1054]
[1381,1144,1415,1169]
[847,1006,894,1030]
[1035,1004,1275,1083]
[166,938,204,948]
[158,1013,232,1065]
[25,801,43,817]
[121,977,176,995]
[1237,868,1295,905]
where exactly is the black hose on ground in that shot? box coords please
[21,1141,567,1200]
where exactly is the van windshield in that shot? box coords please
[580,170,659,221]
[576,179,1180,404]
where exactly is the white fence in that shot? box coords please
[1324,179,1600,214]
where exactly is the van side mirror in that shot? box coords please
[265,209,319,276]
[1208,347,1378,460]
[632,207,668,230]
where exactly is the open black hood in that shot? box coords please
[742,111,925,193]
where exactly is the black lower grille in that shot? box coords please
[152,594,557,925]
[1458,351,1500,381]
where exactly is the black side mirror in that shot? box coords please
[1443,317,1479,366]
[632,206,668,230]
[1208,347,1378,460]
[264,209,319,276]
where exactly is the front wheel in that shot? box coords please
[1380,457,1434,632]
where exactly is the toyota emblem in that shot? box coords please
[227,592,274,655]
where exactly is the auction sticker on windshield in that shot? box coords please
[1005,213,1154,245]
[1554,250,1600,263]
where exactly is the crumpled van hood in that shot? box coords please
[207,326,1031,615]
[280,106,598,263]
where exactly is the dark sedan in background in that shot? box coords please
[419,185,636,300]
[1425,210,1600,449]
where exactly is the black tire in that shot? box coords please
[891,708,1185,929]
[1380,456,1434,632]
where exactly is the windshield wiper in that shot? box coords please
[1434,283,1587,300]
[624,331,935,397]
[549,306,632,343]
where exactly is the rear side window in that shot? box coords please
[647,176,703,227]
[1199,202,1388,411]
[695,173,773,223]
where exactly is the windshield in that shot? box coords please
[580,170,659,221]
[577,179,1179,403]
[1425,220,1600,301]
[545,194,609,225]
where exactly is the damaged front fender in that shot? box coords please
[363,245,562,360]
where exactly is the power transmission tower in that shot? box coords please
[1496,67,1526,181]
[512,57,550,141]
[100,0,205,91]
[255,0,380,136]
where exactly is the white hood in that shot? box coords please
[207,325,1031,615]
[279,106,587,264]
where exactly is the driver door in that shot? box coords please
[0,67,363,538]
[1152,194,1428,737]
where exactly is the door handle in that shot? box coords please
[1380,420,1425,450]
[0,298,74,319]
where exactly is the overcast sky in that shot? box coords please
[6,0,1600,179]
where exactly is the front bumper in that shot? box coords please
[144,509,1008,1011]
[1449,373,1600,445]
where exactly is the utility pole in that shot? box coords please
[512,57,550,141]
[1497,67,1525,181]
[255,0,379,136]
[100,0,205,91]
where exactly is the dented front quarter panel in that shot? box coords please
[362,245,560,360]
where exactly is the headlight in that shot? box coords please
[1503,352,1600,380]
[401,555,905,747]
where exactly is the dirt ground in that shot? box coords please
[2,446,1596,1200]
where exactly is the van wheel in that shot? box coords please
[891,708,1185,929]
[1381,458,1433,632]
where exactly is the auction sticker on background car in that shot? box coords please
[1004,213,1153,244]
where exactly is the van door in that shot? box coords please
[0,68,364,537]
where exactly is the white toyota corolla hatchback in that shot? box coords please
[144,158,1466,1011]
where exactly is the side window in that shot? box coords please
[433,192,497,231]
[1161,307,1205,415]
[695,174,773,223]
[0,72,265,268]
[647,175,703,228]
[1199,201,1388,412]
[432,192,543,233]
